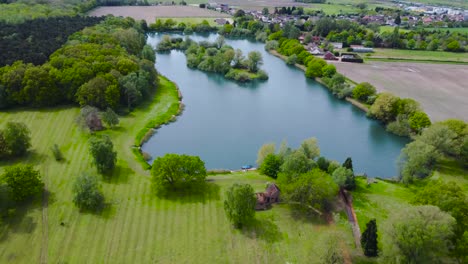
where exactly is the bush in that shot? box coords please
[368,93,400,123]
[265,40,279,51]
[408,111,431,133]
[88,135,117,174]
[322,64,337,78]
[51,144,64,161]
[352,82,376,102]
[72,173,105,211]
[286,54,297,65]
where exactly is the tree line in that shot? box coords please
[0,16,104,66]
[0,17,158,110]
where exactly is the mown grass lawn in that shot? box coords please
[0,76,355,263]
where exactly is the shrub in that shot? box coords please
[259,154,282,179]
[88,135,117,174]
[2,165,43,202]
[265,40,279,50]
[224,183,256,228]
[322,64,337,78]
[352,82,376,102]
[2,122,31,157]
[286,54,297,65]
[408,111,431,133]
[51,144,64,161]
[368,93,400,123]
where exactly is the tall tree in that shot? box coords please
[384,205,455,263]
[361,219,378,257]
[256,142,276,166]
[224,183,256,228]
[247,51,263,73]
[72,173,105,211]
[151,153,206,194]
[2,121,31,157]
[2,165,43,202]
[88,135,117,174]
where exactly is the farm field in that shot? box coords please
[155,17,233,26]
[365,48,468,63]
[331,60,468,122]
[0,76,356,263]
[88,6,230,23]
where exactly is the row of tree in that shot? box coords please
[0,17,158,110]
[0,16,104,66]
[149,19,216,34]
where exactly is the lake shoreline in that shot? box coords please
[267,49,369,113]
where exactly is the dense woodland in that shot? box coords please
[0,16,104,66]
[0,17,157,110]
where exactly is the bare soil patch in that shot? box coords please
[331,61,468,122]
[89,6,230,22]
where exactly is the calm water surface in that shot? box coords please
[143,33,409,178]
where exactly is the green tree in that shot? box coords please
[280,150,314,176]
[445,40,462,52]
[331,166,355,190]
[342,157,353,171]
[412,180,468,262]
[418,123,457,156]
[3,122,31,157]
[408,111,431,133]
[223,183,256,228]
[368,92,400,123]
[461,137,468,167]
[247,51,263,73]
[259,154,282,179]
[352,82,376,103]
[151,153,206,193]
[72,173,105,211]
[256,142,276,166]
[141,44,156,62]
[101,108,119,128]
[299,137,320,160]
[88,136,117,174]
[2,165,43,202]
[322,64,337,78]
[384,205,455,263]
[262,7,269,16]
[279,169,338,214]
[361,219,378,257]
[316,156,330,171]
[395,15,401,25]
[398,140,438,183]
[305,60,323,79]
[0,131,8,159]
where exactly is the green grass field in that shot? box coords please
[0,76,356,263]
[305,4,360,15]
[157,17,229,26]
[364,48,468,63]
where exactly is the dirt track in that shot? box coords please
[331,61,468,122]
[89,6,230,22]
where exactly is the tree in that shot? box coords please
[352,82,376,103]
[151,153,206,193]
[368,93,399,123]
[408,111,431,133]
[322,64,337,78]
[305,60,323,79]
[395,15,401,25]
[88,136,117,174]
[259,154,282,179]
[445,40,462,52]
[280,150,314,176]
[383,205,455,263]
[76,76,118,109]
[0,131,8,159]
[2,122,31,157]
[332,166,355,190]
[256,142,276,166]
[461,137,468,167]
[247,51,263,73]
[316,156,330,171]
[262,7,269,16]
[2,165,43,202]
[279,169,338,214]
[101,108,119,128]
[223,183,256,228]
[72,173,105,211]
[361,219,378,257]
[342,157,353,171]
[412,180,468,262]
[418,123,457,156]
[299,137,320,160]
[76,106,103,131]
[398,140,438,183]
[141,44,156,62]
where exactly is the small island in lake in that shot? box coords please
[157,35,268,82]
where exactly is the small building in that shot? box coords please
[330,42,343,49]
[324,51,338,61]
[350,45,373,53]
[255,183,280,210]
[310,47,324,55]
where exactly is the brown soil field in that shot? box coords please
[89,6,230,22]
[331,61,468,122]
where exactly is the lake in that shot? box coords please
[142,33,409,178]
